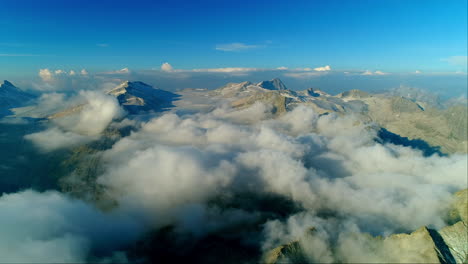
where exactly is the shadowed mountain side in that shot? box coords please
[0,121,67,193]
[377,128,445,157]
[107,81,181,114]
[0,80,36,117]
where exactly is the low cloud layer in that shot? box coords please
[0,190,143,263]
[3,98,467,262]
[25,91,125,151]
[96,104,465,256]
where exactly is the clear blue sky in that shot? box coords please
[0,0,467,76]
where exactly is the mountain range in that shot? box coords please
[2,79,466,154]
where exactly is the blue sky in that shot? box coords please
[0,0,466,77]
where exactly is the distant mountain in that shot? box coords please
[47,81,180,119]
[107,81,180,114]
[257,78,288,91]
[0,80,35,116]
[205,79,468,154]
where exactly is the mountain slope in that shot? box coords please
[107,81,180,114]
[0,80,35,116]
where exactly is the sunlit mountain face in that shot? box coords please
[0,0,467,263]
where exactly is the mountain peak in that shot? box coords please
[108,81,155,96]
[0,80,35,116]
[107,80,179,114]
[1,80,15,88]
[257,78,287,91]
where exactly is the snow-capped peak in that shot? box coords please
[257,78,287,91]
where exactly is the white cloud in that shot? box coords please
[442,56,468,67]
[282,65,331,78]
[24,127,94,152]
[215,42,263,51]
[6,97,468,262]
[97,43,109,47]
[39,69,89,82]
[39,69,53,82]
[284,71,326,78]
[0,190,143,263]
[117,67,130,73]
[100,68,131,75]
[374,70,387,75]
[361,70,388,75]
[94,103,466,237]
[25,91,125,151]
[53,91,125,136]
[314,65,331,71]
[415,70,422,74]
[54,69,66,75]
[161,62,174,72]
[191,67,262,73]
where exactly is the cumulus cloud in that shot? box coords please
[39,68,90,82]
[314,65,331,71]
[101,68,131,75]
[52,91,125,135]
[94,103,466,234]
[361,70,388,76]
[215,42,263,51]
[6,97,468,262]
[39,68,53,82]
[161,62,173,72]
[32,68,122,92]
[25,91,125,151]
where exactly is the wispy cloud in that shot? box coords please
[0,53,40,57]
[361,70,388,76]
[0,43,25,47]
[441,56,468,67]
[283,65,332,78]
[284,71,326,78]
[97,43,109,48]
[191,67,262,73]
[101,68,130,75]
[215,42,264,52]
[158,62,263,74]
